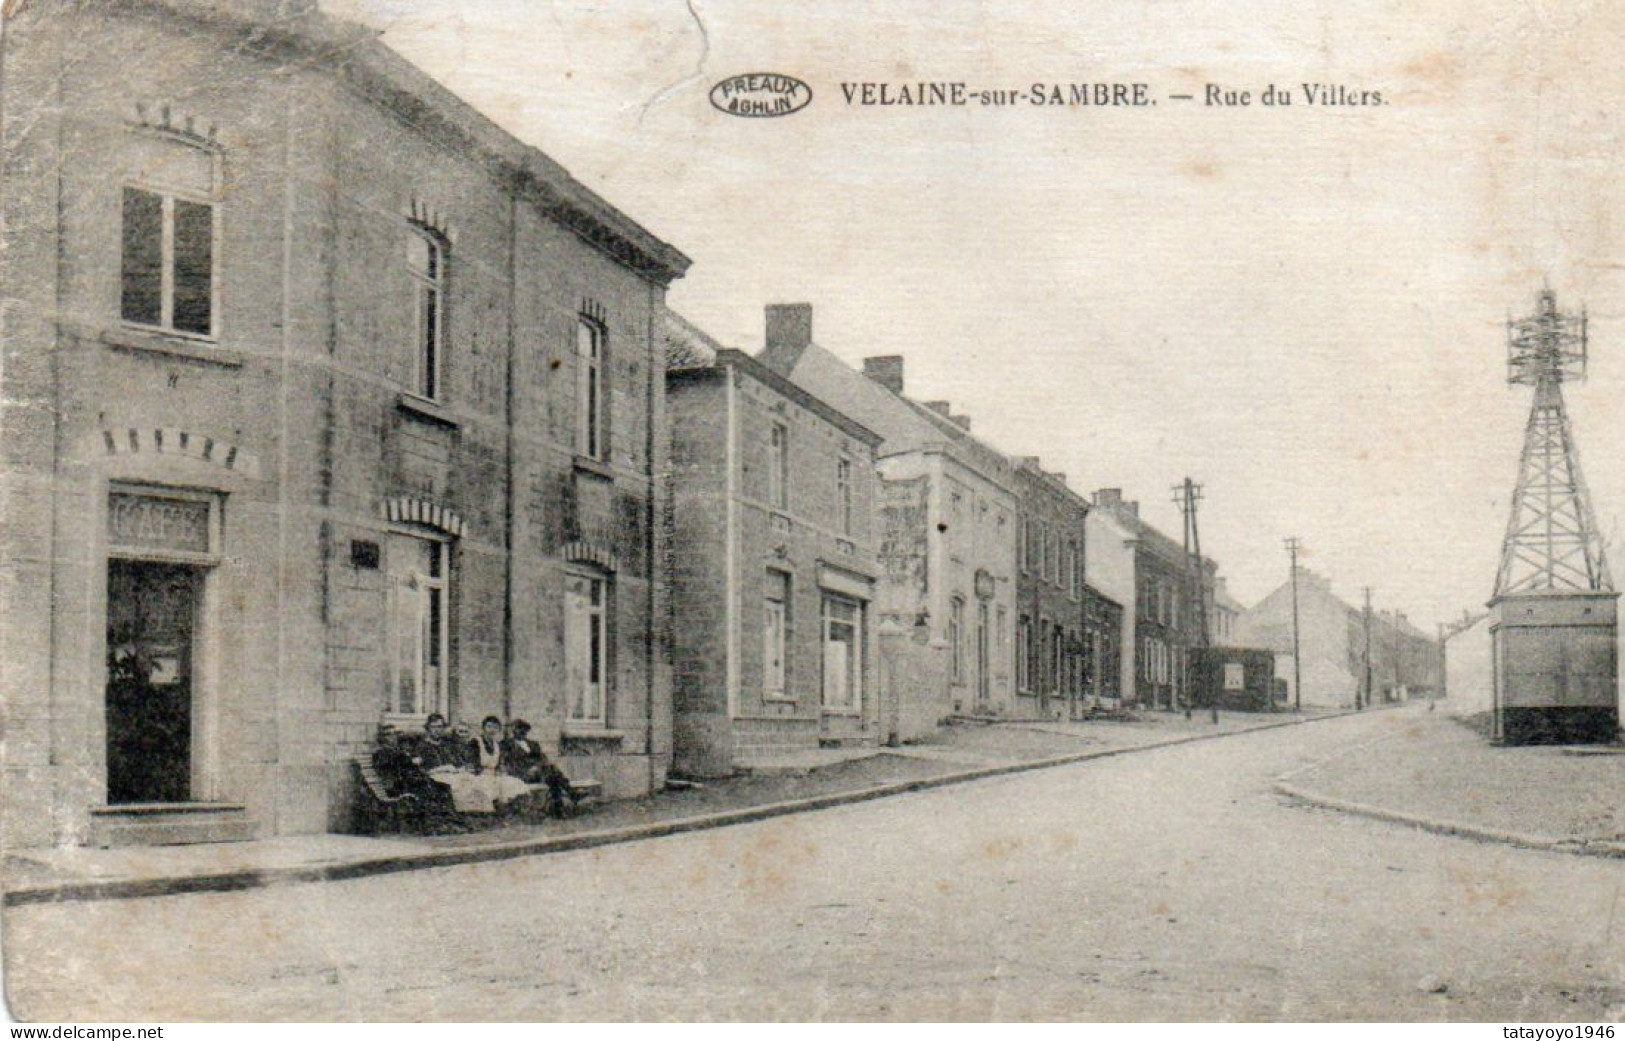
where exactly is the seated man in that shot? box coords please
[501,718,574,817]
[370,723,462,832]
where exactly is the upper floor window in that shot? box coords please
[769,422,789,510]
[577,316,607,459]
[836,457,853,535]
[121,186,215,338]
[407,227,447,400]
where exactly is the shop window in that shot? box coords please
[821,594,862,711]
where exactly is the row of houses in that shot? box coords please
[2,0,1235,849]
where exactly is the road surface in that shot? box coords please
[6,708,1623,1020]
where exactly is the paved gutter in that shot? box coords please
[5,707,1377,908]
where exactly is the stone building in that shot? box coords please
[1011,458,1090,719]
[664,314,884,776]
[0,0,688,848]
[757,309,1019,738]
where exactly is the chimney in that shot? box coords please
[1093,488,1124,507]
[949,414,971,431]
[923,401,953,417]
[760,303,813,374]
[862,356,904,395]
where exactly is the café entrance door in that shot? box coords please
[106,560,199,804]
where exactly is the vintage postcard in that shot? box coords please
[2,0,1623,1024]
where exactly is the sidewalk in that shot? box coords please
[1276,709,1625,856]
[5,706,1351,906]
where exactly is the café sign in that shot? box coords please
[109,491,213,555]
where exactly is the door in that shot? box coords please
[106,560,199,804]
[821,595,861,712]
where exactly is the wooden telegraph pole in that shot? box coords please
[1173,480,1217,723]
[1285,537,1302,712]
[1362,586,1373,711]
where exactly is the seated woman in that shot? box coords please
[501,718,573,816]
[468,715,534,815]
[418,713,501,815]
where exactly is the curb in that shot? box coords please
[5,706,1380,908]
[1273,780,1625,859]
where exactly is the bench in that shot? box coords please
[356,753,602,829]
[353,754,420,834]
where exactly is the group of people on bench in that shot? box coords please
[373,713,576,831]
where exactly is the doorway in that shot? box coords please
[106,560,200,804]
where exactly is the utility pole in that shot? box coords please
[1180,488,1192,721]
[1393,612,1404,703]
[1285,537,1302,712]
[1362,586,1373,711]
[1173,480,1216,723]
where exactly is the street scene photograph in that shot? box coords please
[1,0,1623,1025]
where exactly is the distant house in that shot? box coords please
[665,313,884,775]
[1232,569,1442,708]
[1442,612,1493,718]
[1083,508,1137,705]
[1213,578,1245,645]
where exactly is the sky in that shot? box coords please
[324,0,1625,630]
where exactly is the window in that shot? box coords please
[949,596,965,682]
[769,422,789,510]
[565,573,609,725]
[407,227,446,400]
[1017,517,1028,572]
[821,595,862,711]
[387,532,450,717]
[1067,540,1081,600]
[1017,616,1032,691]
[577,317,607,459]
[764,571,789,699]
[121,186,215,337]
[836,457,853,535]
[976,601,990,702]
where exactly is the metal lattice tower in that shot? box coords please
[1492,289,1613,598]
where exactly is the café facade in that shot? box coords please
[0,0,689,848]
